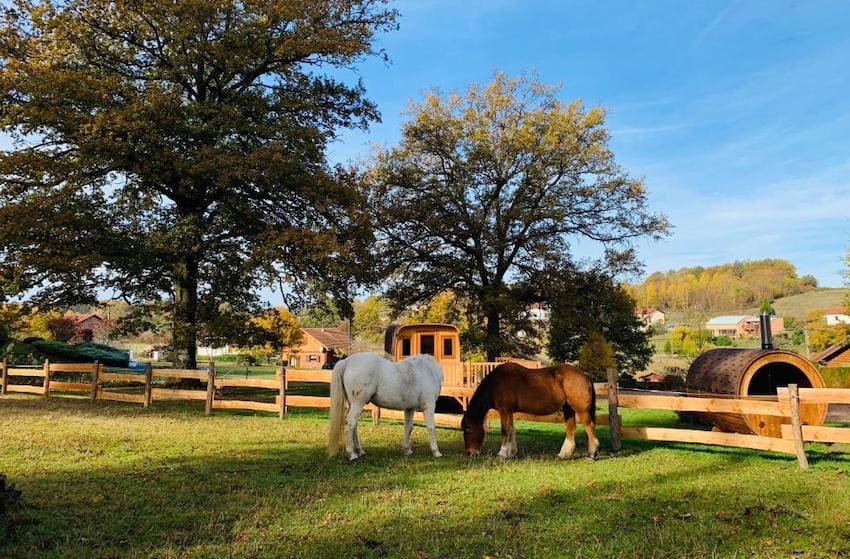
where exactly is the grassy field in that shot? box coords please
[746,288,850,322]
[656,287,848,327]
[2,397,850,558]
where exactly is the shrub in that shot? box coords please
[1,341,42,365]
[713,335,733,346]
[647,323,667,336]
[660,375,686,391]
[47,317,76,342]
[821,367,850,388]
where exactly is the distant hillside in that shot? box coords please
[628,259,819,312]
[745,288,849,322]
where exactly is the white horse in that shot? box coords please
[327,352,444,460]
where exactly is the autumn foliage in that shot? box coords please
[628,259,817,311]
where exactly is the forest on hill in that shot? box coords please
[627,259,819,311]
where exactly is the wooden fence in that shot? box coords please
[607,380,850,469]
[0,359,613,429]
[4,359,850,468]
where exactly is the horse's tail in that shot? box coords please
[327,358,348,457]
[589,376,597,424]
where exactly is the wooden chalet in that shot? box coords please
[284,327,350,369]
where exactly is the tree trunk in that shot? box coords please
[485,308,501,362]
[172,254,199,370]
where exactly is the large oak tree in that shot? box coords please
[369,73,669,360]
[0,0,396,366]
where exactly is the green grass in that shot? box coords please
[2,397,850,558]
[213,363,278,379]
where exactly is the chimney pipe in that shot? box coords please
[760,311,774,350]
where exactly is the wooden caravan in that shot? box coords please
[383,323,461,364]
[686,348,827,437]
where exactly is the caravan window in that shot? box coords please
[442,337,454,357]
[420,335,435,356]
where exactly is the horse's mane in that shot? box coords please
[465,366,499,423]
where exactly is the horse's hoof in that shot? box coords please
[403,448,413,456]
[557,453,573,460]
[348,454,360,461]
[432,451,443,458]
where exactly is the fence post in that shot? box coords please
[42,359,51,400]
[205,362,216,416]
[278,366,286,420]
[143,363,153,408]
[788,384,809,470]
[89,361,100,402]
[1,358,7,396]
[606,367,621,453]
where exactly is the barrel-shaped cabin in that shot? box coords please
[686,348,827,437]
[383,323,461,364]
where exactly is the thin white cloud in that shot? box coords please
[610,123,689,139]
[693,1,740,47]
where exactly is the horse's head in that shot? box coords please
[460,413,485,456]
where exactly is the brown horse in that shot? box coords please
[461,362,599,459]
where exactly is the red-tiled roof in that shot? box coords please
[635,307,664,316]
[301,327,350,350]
[65,312,104,325]
[823,306,848,315]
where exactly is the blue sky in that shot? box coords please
[330,0,850,287]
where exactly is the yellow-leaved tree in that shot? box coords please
[578,330,616,382]
[250,308,303,364]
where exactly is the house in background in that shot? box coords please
[706,315,784,338]
[635,307,666,330]
[284,327,350,369]
[63,311,112,339]
[824,306,850,326]
[527,303,550,322]
[812,342,850,368]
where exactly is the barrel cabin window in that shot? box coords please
[401,338,411,357]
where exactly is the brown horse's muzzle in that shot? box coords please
[461,415,485,456]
